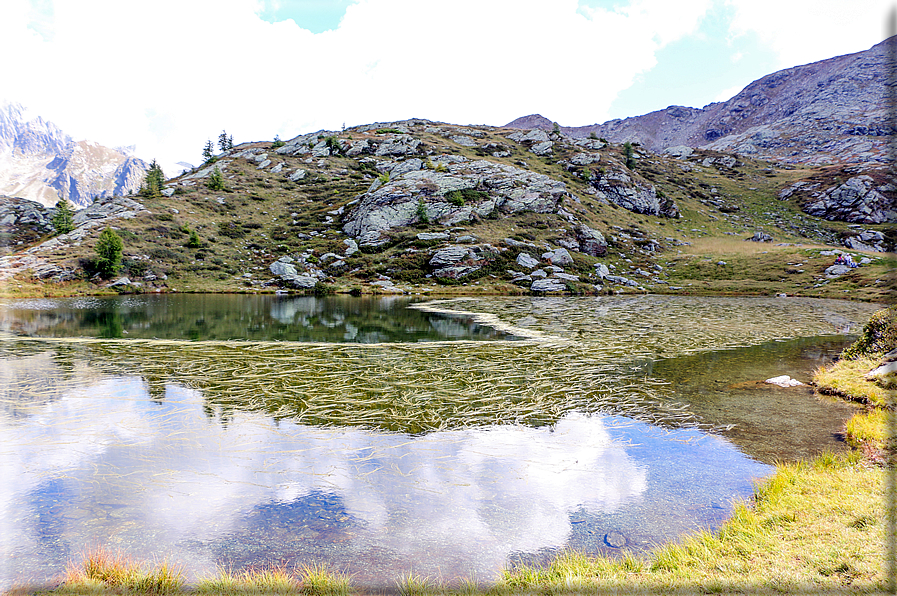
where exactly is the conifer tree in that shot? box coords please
[140,159,165,198]
[227,135,234,150]
[207,166,225,191]
[94,228,123,278]
[218,130,229,153]
[51,200,75,235]
[202,140,215,164]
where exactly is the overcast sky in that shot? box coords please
[0,0,891,173]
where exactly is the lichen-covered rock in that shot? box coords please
[342,155,568,237]
[589,169,679,218]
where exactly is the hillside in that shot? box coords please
[0,102,147,208]
[1,118,893,302]
[507,36,893,167]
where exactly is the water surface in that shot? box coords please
[0,295,879,590]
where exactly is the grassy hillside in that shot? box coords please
[2,120,893,301]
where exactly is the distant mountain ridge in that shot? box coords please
[506,36,894,166]
[0,102,148,208]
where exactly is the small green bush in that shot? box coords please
[842,307,897,359]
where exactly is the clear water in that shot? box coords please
[0,295,879,590]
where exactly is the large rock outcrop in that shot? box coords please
[589,169,680,218]
[342,154,568,238]
[778,170,896,224]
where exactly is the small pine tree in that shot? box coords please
[94,228,123,278]
[623,141,635,169]
[140,159,165,198]
[186,229,201,248]
[227,135,234,150]
[552,122,561,134]
[218,130,229,153]
[51,200,75,235]
[207,166,225,191]
[272,134,285,149]
[202,140,215,164]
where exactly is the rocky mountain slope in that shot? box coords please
[0,102,147,208]
[2,117,893,302]
[507,36,893,167]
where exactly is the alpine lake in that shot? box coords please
[0,293,880,590]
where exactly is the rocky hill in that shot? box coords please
[507,36,893,168]
[0,102,147,208]
[2,116,893,302]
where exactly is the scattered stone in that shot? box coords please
[455,235,477,243]
[289,169,307,181]
[594,263,610,279]
[605,274,638,287]
[765,375,806,387]
[417,232,450,241]
[746,231,774,242]
[161,188,175,197]
[343,238,359,256]
[604,531,627,548]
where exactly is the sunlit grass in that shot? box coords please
[54,548,184,594]
[814,356,894,407]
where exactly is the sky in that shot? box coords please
[0,0,892,174]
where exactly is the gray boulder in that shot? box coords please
[429,245,472,267]
[542,247,574,266]
[417,231,450,241]
[531,278,567,292]
[594,263,610,279]
[516,253,540,269]
[530,141,554,156]
[825,264,852,277]
[574,224,607,256]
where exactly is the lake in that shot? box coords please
[0,294,878,590]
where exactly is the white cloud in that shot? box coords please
[724,0,892,70]
[0,0,886,174]
[0,0,713,172]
